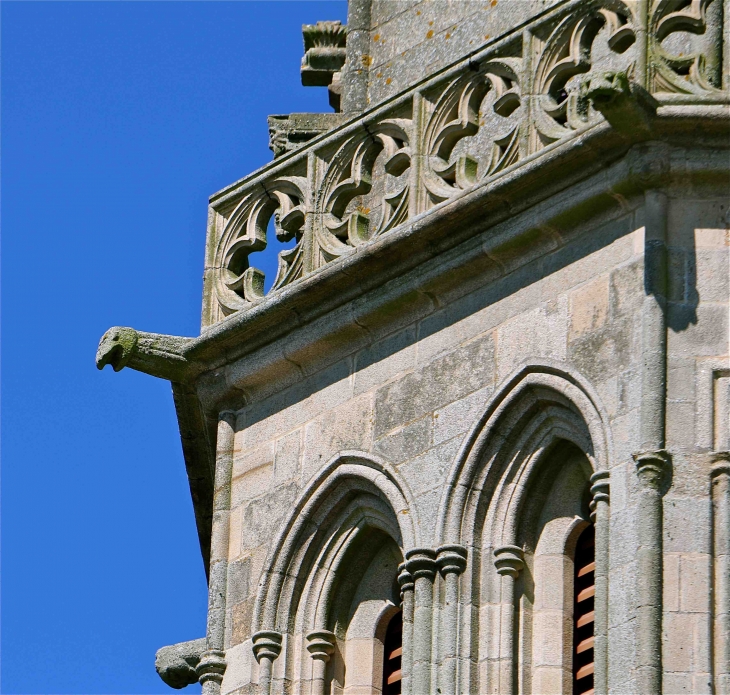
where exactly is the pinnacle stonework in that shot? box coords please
[97,1,730,693]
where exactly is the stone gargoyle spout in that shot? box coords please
[96,326,194,382]
[581,70,658,138]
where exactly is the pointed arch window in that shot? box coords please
[382,610,402,694]
[573,524,595,695]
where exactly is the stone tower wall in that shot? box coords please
[97,0,730,693]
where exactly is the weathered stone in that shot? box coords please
[155,638,206,689]
[97,3,730,694]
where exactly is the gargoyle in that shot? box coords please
[155,637,206,689]
[96,326,193,382]
[581,71,657,138]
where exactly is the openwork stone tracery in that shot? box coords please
[203,0,728,326]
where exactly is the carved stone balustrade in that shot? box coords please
[202,0,730,328]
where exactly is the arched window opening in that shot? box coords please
[573,524,595,695]
[382,610,402,695]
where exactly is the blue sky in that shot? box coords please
[1,2,347,692]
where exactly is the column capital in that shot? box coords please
[397,562,414,596]
[590,470,610,522]
[306,630,336,662]
[633,449,671,490]
[710,450,730,477]
[494,545,524,578]
[405,547,437,581]
[436,544,468,577]
[590,470,610,502]
[252,630,282,663]
[196,649,227,686]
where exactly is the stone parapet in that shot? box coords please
[201,0,730,328]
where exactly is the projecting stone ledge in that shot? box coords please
[268,112,347,158]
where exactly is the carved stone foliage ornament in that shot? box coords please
[205,0,728,325]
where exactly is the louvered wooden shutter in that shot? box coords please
[382,610,402,695]
[573,524,596,695]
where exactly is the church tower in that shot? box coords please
[98,1,730,693]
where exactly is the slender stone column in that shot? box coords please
[436,545,468,695]
[306,630,336,695]
[493,545,524,695]
[641,191,669,453]
[398,563,415,695]
[631,189,669,695]
[633,450,671,695]
[590,470,610,695]
[405,548,437,694]
[712,453,730,695]
[198,411,236,694]
[252,631,283,695]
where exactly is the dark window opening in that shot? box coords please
[382,610,402,695]
[573,524,595,695]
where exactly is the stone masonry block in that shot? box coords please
[353,326,417,396]
[227,557,251,606]
[274,429,301,485]
[374,414,432,465]
[569,275,610,339]
[609,257,644,321]
[240,359,353,451]
[496,297,568,381]
[663,612,696,672]
[416,280,541,368]
[666,399,697,450]
[301,392,374,483]
[230,599,255,647]
[397,436,461,497]
[374,331,495,437]
[220,642,253,694]
[234,441,274,479]
[231,463,273,508]
[668,199,729,247]
[679,553,711,614]
[667,357,697,402]
[664,497,711,554]
[696,247,729,303]
[239,482,299,552]
[433,384,493,447]
[664,552,680,613]
[228,506,243,562]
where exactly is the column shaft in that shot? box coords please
[399,564,415,695]
[493,545,524,695]
[591,471,610,695]
[405,548,437,695]
[712,458,730,694]
[633,452,670,695]
[436,545,468,695]
[199,411,236,694]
